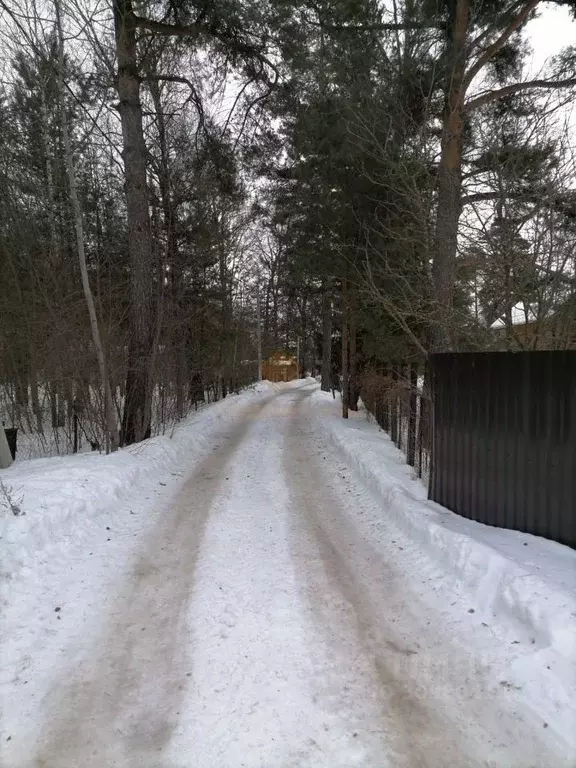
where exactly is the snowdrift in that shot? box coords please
[0,382,275,582]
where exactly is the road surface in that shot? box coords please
[9,384,565,767]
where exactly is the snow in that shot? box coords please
[0,381,274,579]
[490,302,537,328]
[1,380,575,766]
[312,386,576,749]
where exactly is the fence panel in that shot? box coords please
[430,351,576,548]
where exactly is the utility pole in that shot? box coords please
[256,278,262,381]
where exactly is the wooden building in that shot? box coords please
[262,351,299,382]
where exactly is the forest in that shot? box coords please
[1,0,576,456]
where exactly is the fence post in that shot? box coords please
[399,362,407,452]
[417,362,429,479]
[407,363,418,467]
[424,360,434,497]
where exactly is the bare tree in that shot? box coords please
[55,0,119,452]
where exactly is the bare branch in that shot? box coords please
[302,14,442,32]
[142,73,205,123]
[465,77,576,111]
[463,0,540,92]
[133,14,202,39]
[132,13,280,85]
[462,189,576,218]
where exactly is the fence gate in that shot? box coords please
[429,351,576,548]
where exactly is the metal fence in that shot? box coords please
[361,362,431,481]
[429,351,576,548]
[361,352,576,548]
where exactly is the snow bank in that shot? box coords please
[0,382,274,582]
[311,387,576,748]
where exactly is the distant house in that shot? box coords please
[262,351,299,382]
[490,299,576,350]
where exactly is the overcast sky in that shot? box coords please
[526,2,576,75]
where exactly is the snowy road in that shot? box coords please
[2,383,570,767]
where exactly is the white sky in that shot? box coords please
[526,3,576,76]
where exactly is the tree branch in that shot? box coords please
[133,14,279,82]
[142,73,205,124]
[462,189,576,217]
[465,77,576,111]
[133,15,202,39]
[463,0,540,92]
[302,14,442,32]
[466,0,526,53]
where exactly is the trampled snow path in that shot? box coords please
[1,382,573,767]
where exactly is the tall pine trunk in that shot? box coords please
[349,300,359,411]
[218,240,230,398]
[321,282,332,392]
[257,280,263,381]
[431,0,470,352]
[341,279,349,419]
[113,0,156,445]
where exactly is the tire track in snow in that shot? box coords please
[23,383,564,767]
[166,386,341,767]
[284,388,560,768]
[31,396,273,768]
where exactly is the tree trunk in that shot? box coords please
[30,357,43,434]
[431,0,470,352]
[257,279,263,381]
[341,279,349,419]
[321,282,332,391]
[263,278,272,356]
[40,88,60,269]
[272,288,279,349]
[50,381,63,429]
[13,349,28,414]
[175,341,188,419]
[148,75,180,414]
[407,363,418,467]
[390,367,399,445]
[382,363,390,433]
[349,290,359,410]
[218,237,230,398]
[113,0,156,445]
[56,0,119,452]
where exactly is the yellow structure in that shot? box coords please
[262,351,299,382]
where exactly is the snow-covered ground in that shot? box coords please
[312,388,576,749]
[1,380,575,767]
